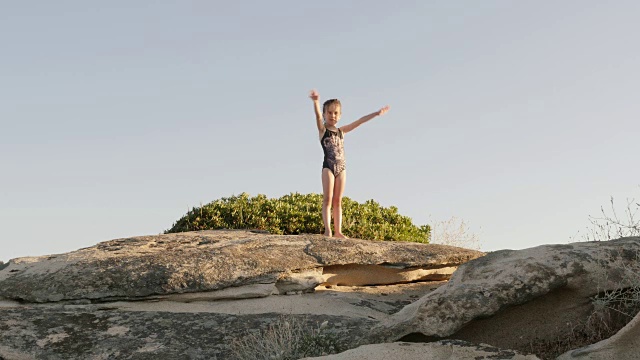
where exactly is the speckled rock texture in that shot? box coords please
[370,237,640,346]
[0,230,484,359]
[0,304,375,360]
[3,231,637,360]
[302,340,541,360]
[0,230,484,303]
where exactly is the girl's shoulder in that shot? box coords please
[319,126,343,140]
[318,126,327,141]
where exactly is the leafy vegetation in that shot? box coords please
[165,192,430,243]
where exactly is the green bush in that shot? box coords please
[165,192,430,243]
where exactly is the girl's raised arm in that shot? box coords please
[340,105,390,134]
[309,89,324,134]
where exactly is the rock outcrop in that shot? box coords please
[303,340,541,360]
[0,230,483,303]
[0,230,481,359]
[0,302,375,360]
[1,231,639,360]
[370,237,640,353]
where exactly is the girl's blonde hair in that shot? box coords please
[322,99,341,113]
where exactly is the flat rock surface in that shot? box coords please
[0,230,483,303]
[302,340,541,360]
[0,282,443,360]
[0,305,374,360]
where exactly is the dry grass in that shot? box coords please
[429,216,481,250]
[581,194,640,242]
[529,192,640,359]
[229,316,344,360]
[528,285,640,359]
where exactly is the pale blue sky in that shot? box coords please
[2,1,639,262]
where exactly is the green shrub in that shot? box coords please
[165,192,430,243]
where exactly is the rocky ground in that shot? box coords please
[1,231,639,359]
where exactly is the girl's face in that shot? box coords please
[324,104,341,127]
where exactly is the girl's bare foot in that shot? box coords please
[334,232,348,239]
[324,231,332,237]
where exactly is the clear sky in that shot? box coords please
[2,1,639,262]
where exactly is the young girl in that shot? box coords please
[309,89,390,238]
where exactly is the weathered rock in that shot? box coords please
[0,230,483,303]
[8,231,638,360]
[0,304,375,360]
[323,264,457,286]
[302,340,541,359]
[160,283,277,301]
[0,282,442,360]
[557,309,640,360]
[369,237,640,352]
[276,268,325,294]
[0,230,472,359]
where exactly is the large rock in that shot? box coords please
[302,340,540,360]
[0,230,484,303]
[0,230,481,359]
[5,230,637,360]
[369,237,640,353]
[557,309,640,360]
[0,303,375,360]
[0,282,442,360]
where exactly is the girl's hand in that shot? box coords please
[309,89,320,101]
[378,105,390,116]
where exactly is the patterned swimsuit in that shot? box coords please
[321,128,346,176]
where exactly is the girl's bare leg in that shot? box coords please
[332,170,347,238]
[321,168,335,237]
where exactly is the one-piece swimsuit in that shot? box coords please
[321,128,346,176]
